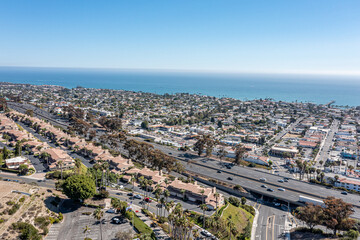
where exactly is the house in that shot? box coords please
[44,148,74,170]
[167,179,224,210]
[243,154,269,166]
[5,156,28,169]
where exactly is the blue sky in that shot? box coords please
[0,0,359,75]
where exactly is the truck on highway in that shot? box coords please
[298,195,325,207]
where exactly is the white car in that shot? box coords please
[278,188,285,191]
[201,230,212,237]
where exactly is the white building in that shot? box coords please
[335,178,360,192]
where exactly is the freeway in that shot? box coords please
[140,142,360,219]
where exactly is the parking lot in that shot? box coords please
[46,203,136,240]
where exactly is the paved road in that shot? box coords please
[315,119,339,168]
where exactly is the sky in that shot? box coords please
[0,0,360,75]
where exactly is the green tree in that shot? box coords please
[141,120,149,130]
[62,174,96,201]
[241,197,247,206]
[15,141,22,157]
[19,164,29,175]
[2,146,9,160]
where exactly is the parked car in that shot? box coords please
[217,170,222,173]
[134,194,142,199]
[106,208,116,213]
[127,192,134,196]
[274,202,281,207]
[145,197,152,202]
[278,179,284,183]
[116,192,123,195]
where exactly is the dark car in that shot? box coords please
[227,177,233,180]
[127,192,134,196]
[267,188,274,192]
[261,184,267,188]
[217,170,222,173]
[341,191,348,195]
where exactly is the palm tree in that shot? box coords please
[227,217,235,240]
[130,176,136,189]
[199,189,205,204]
[57,160,64,180]
[160,197,166,217]
[180,189,186,201]
[93,208,104,240]
[214,192,220,212]
[200,204,208,228]
[83,225,91,239]
[41,152,51,167]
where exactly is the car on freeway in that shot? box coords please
[226,165,232,169]
[278,188,285,191]
[227,177,233,180]
[267,188,274,192]
[201,230,212,237]
[217,170,222,173]
[116,192,123,195]
[260,178,266,182]
[261,185,267,188]
[278,179,284,183]
[144,197,152,202]
[341,191,348,195]
[274,202,281,207]
[3,179,10,181]
[284,179,288,182]
[134,194,142,199]
[127,192,134,196]
[106,208,116,213]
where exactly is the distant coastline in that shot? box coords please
[0,66,359,107]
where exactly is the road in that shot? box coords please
[315,119,339,168]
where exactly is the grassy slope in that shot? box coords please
[222,204,253,238]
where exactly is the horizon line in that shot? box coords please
[1,65,360,77]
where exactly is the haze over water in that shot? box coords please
[0,67,359,107]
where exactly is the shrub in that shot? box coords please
[241,205,255,216]
[19,197,26,203]
[12,222,41,240]
[158,216,168,224]
[8,204,20,215]
[6,201,15,206]
[228,196,240,207]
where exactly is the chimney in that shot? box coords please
[159,170,162,176]
[212,187,216,193]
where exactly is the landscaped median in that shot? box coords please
[126,211,156,239]
[189,198,254,240]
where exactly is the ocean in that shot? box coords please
[0,67,359,107]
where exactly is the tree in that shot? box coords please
[234,144,246,165]
[25,109,34,117]
[241,197,247,206]
[2,146,9,160]
[62,174,96,201]
[214,192,220,212]
[15,141,22,156]
[93,208,104,240]
[141,120,149,130]
[83,225,91,239]
[19,164,29,175]
[57,160,64,180]
[217,146,228,161]
[200,204,208,229]
[345,229,359,240]
[295,203,323,230]
[322,197,355,235]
